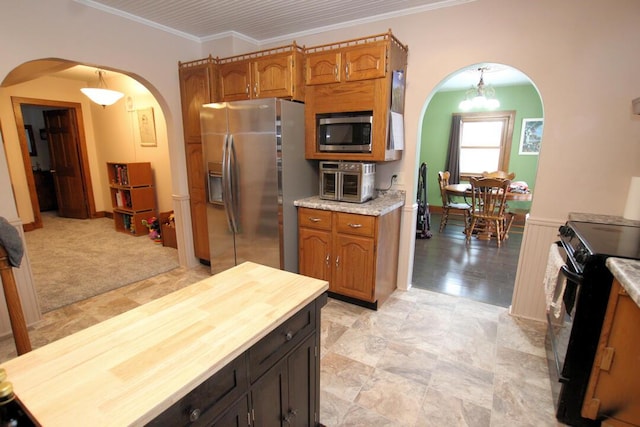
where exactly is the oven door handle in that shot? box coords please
[560,264,583,284]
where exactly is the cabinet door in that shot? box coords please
[344,43,387,82]
[582,279,640,425]
[211,395,250,427]
[299,227,332,287]
[333,233,375,302]
[305,51,342,85]
[186,143,210,260]
[251,358,287,427]
[287,334,318,427]
[253,55,293,98]
[220,60,252,101]
[179,64,214,143]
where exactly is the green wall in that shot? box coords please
[420,84,542,210]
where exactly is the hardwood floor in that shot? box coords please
[412,213,523,308]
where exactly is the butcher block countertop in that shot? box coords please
[0,262,328,426]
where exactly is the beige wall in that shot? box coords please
[1,0,639,321]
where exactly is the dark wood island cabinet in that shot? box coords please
[0,263,328,426]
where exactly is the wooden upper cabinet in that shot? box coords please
[219,60,252,101]
[218,45,304,102]
[179,59,216,143]
[304,31,408,162]
[306,51,342,85]
[306,42,386,86]
[344,42,387,81]
[253,54,294,99]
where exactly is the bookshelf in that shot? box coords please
[107,162,156,236]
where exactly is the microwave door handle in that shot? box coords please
[226,134,239,233]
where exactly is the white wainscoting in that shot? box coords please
[510,216,565,322]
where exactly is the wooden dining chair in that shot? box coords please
[466,177,511,247]
[481,170,516,180]
[437,171,471,232]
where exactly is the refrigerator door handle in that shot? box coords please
[226,133,240,233]
[220,133,234,231]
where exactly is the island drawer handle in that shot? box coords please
[348,223,362,228]
[308,217,322,223]
[285,331,293,341]
[189,408,201,422]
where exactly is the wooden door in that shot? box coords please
[305,51,342,85]
[44,109,89,219]
[298,227,332,288]
[253,54,292,98]
[219,60,252,101]
[344,42,387,82]
[332,233,375,302]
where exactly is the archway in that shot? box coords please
[412,62,543,307]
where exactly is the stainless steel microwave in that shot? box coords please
[316,112,373,153]
[319,161,375,203]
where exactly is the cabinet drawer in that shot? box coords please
[298,208,332,231]
[249,301,316,383]
[336,212,375,237]
[147,353,248,426]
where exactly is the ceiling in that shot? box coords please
[4,1,532,90]
[76,0,474,43]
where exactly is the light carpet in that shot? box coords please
[24,212,179,313]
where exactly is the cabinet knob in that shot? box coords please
[285,331,293,341]
[335,256,340,268]
[245,84,250,94]
[189,408,201,422]
[348,223,362,228]
[283,409,298,424]
[345,64,350,79]
[325,254,330,266]
[253,82,258,95]
[334,65,338,78]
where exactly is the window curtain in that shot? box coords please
[445,114,462,184]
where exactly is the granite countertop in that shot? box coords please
[0,262,328,426]
[607,258,640,307]
[568,212,640,227]
[294,190,405,216]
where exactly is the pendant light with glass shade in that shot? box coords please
[80,69,124,107]
[458,67,500,110]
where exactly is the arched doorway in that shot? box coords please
[412,63,543,307]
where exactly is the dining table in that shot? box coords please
[444,183,533,202]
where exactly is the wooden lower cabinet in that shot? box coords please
[298,206,400,309]
[149,297,324,426]
[582,278,640,426]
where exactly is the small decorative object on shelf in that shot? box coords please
[107,162,156,236]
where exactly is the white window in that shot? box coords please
[459,111,515,179]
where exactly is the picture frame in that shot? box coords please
[519,118,543,155]
[137,107,157,147]
[25,125,37,157]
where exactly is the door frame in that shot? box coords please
[11,97,96,230]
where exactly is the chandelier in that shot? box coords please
[80,69,124,107]
[458,67,500,110]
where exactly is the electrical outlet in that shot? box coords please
[391,174,398,184]
[394,173,403,185]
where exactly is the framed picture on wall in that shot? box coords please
[519,118,543,155]
[137,107,157,147]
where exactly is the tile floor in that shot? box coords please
[0,266,563,426]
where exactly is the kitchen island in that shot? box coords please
[0,262,328,426]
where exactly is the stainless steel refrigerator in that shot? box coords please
[200,98,317,274]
